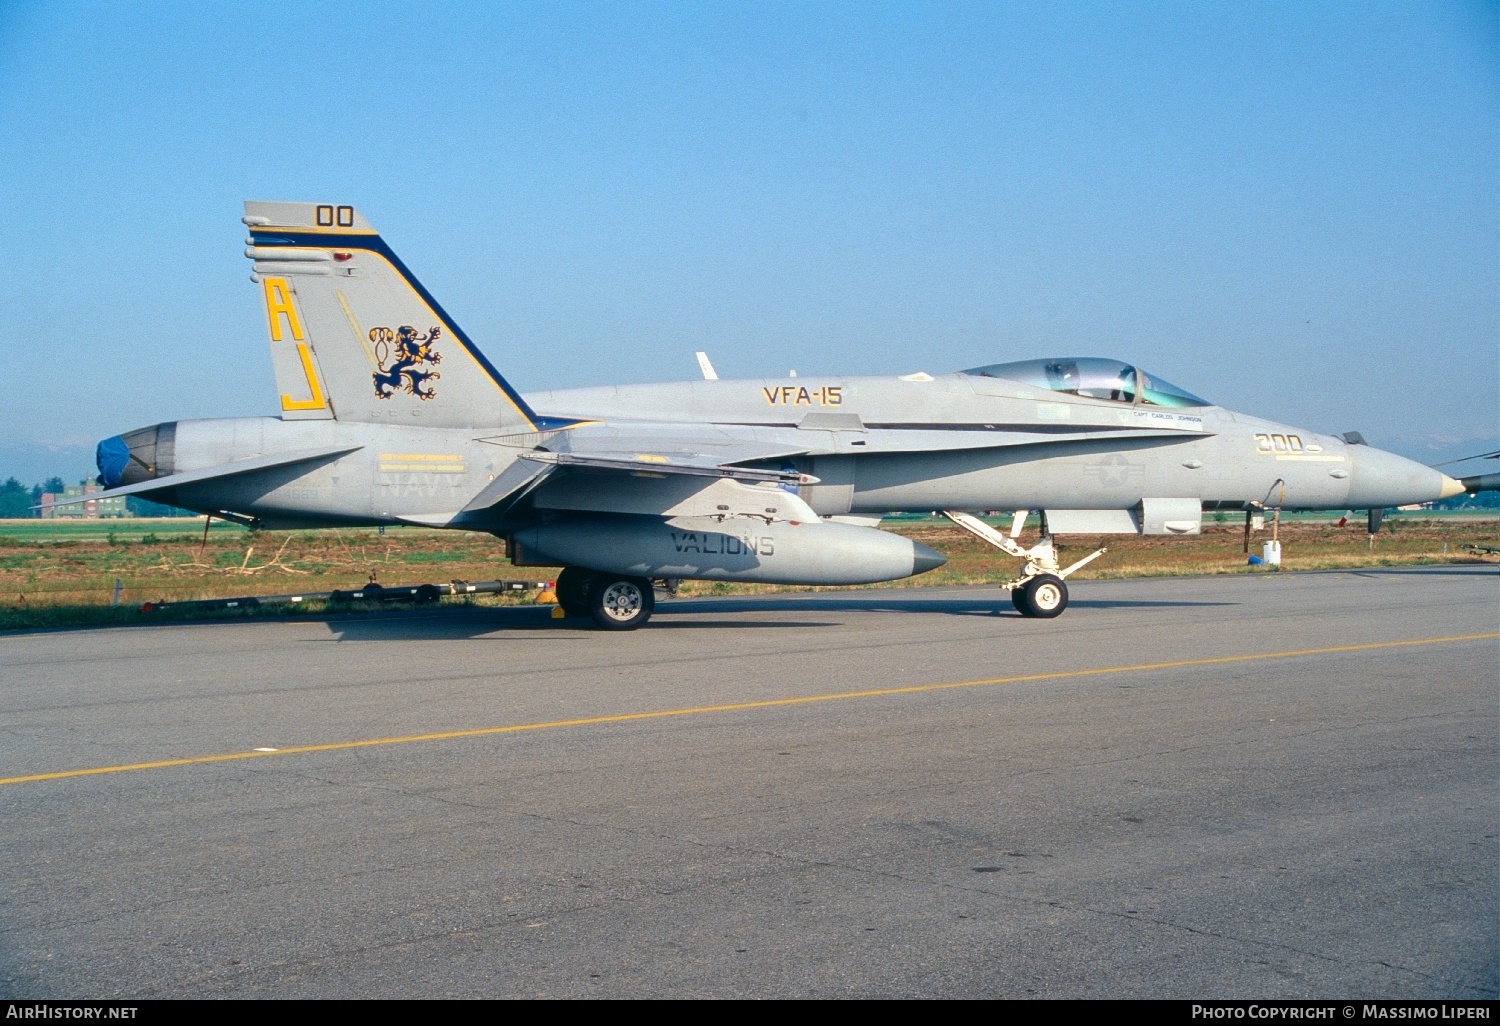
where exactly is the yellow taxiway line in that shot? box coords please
[2,632,1494,788]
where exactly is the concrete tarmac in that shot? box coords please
[1,566,1495,998]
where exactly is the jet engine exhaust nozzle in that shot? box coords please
[97,422,177,489]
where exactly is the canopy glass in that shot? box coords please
[962,358,1210,408]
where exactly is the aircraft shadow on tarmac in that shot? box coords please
[79,569,1492,642]
[316,594,1236,642]
[661,595,1237,615]
[320,611,845,642]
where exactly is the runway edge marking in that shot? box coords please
[3,632,1495,788]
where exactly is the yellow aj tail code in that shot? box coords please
[262,277,305,342]
[263,277,326,411]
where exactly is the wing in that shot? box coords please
[403,438,820,529]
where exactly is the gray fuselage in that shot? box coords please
[134,369,1447,529]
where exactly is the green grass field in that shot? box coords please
[1,512,1495,631]
[0,517,247,545]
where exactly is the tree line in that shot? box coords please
[0,477,188,519]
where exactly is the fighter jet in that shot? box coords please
[64,202,1468,628]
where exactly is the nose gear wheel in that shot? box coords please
[1016,574,1068,617]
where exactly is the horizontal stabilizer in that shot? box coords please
[35,445,362,509]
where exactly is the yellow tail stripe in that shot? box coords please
[279,342,327,411]
[2,632,1493,788]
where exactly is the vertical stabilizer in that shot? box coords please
[244,201,548,430]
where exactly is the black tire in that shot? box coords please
[1021,574,1068,618]
[1009,587,1030,615]
[555,567,596,618]
[589,576,655,630]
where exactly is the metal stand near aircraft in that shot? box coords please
[59,202,1473,629]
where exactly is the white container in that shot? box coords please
[1262,540,1282,566]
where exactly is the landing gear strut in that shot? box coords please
[942,511,1104,618]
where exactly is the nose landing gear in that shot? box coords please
[942,511,1103,619]
[1012,573,1068,617]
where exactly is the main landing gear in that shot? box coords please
[942,511,1105,619]
[554,567,595,619]
[555,567,656,630]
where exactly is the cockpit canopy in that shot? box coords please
[962,357,1210,408]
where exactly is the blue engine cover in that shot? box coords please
[96,435,130,488]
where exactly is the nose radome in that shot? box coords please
[1345,445,1458,508]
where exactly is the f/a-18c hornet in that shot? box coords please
[59,202,1475,629]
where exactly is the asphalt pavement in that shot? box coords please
[1,566,1495,998]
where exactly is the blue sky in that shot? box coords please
[1,1,1495,484]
